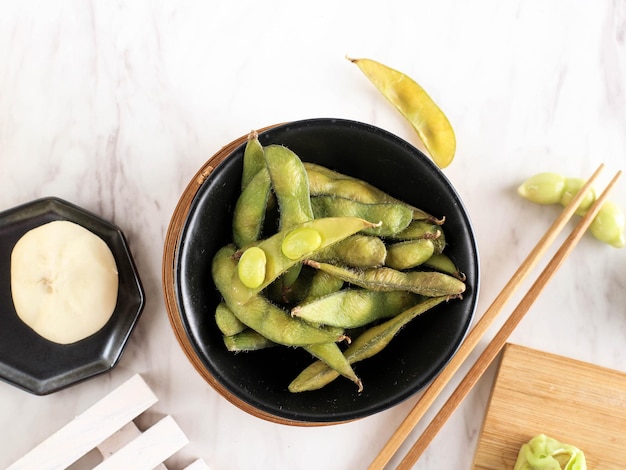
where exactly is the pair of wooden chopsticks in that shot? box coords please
[369,163,621,469]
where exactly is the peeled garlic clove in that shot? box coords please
[10,220,119,344]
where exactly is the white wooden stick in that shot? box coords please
[94,415,189,470]
[8,374,157,470]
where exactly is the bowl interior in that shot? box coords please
[175,118,479,424]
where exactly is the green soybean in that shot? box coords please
[560,177,597,216]
[387,219,445,241]
[304,260,466,297]
[313,234,387,268]
[213,245,344,346]
[288,295,450,392]
[292,289,419,328]
[386,239,435,270]
[517,172,566,205]
[311,195,412,236]
[590,201,626,248]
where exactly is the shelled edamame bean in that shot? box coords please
[211,132,467,393]
[518,171,625,248]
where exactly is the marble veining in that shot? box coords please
[1,1,625,469]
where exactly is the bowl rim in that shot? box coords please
[162,118,480,425]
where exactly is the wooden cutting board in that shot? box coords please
[472,343,626,469]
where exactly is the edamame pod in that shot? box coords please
[313,234,387,268]
[232,167,272,247]
[288,295,451,392]
[304,162,440,223]
[386,239,435,270]
[231,217,379,305]
[264,144,314,229]
[215,302,246,336]
[241,131,265,190]
[224,329,276,352]
[304,342,362,391]
[301,270,345,303]
[292,289,419,328]
[304,260,466,297]
[423,253,466,280]
[387,219,444,240]
[311,196,413,236]
[212,245,345,346]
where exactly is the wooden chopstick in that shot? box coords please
[396,168,621,467]
[368,163,607,470]
[395,168,622,469]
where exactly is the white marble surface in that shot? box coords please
[1,1,625,469]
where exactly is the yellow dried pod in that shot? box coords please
[348,57,456,168]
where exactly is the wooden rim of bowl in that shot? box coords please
[162,125,342,426]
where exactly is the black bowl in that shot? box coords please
[172,118,479,424]
[0,197,145,395]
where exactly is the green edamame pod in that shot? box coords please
[292,289,419,328]
[264,144,314,229]
[213,245,345,346]
[223,329,276,352]
[311,196,412,236]
[304,342,362,391]
[423,253,466,280]
[301,270,344,303]
[313,234,387,268]
[232,167,272,247]
[289,295,450,392]
[387,219,444,241]
[241,130,266,190]
[215,302,247,336]
[304,260,466,297]
[231,217,379,305]
[386,239,435,270]
[304,162,441,223]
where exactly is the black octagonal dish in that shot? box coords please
[173,118,480,424]
[0,197,145,395]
